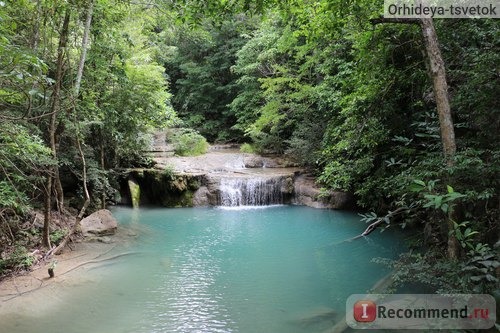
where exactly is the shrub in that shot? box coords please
[50,229,67,245]
[240,143,256,154]
[168,128,209,156]
[1,245,35,273]
[374,242,499,294]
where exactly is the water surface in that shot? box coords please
[0,206,406,333]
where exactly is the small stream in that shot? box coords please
[0,206,407,333]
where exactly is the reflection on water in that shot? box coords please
[0,206,407,333]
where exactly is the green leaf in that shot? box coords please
[462,265,477,271]
[413,180,426,186]
[434,196,442,209]
[440,203,449,213]
[478,260,500,268]
[409,182,425,192]
[485,274,498,282]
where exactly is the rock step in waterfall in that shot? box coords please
[218,177,285,206]
[147,131,175,166]
[126,131,354,209]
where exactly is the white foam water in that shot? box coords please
[218,177,284,206]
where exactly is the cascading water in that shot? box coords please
[219,177,284,206]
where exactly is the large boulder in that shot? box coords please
[80,209,118,236]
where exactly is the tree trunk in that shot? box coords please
[101,143,106,209]
[43,9,70,247]
[74,0,94,97]
[419,18,459,259]
[370,16,459,259]
[42,176,52,248]
[370,17,457,164]
[31,0,42,51]
[51,135,90,256]
[49,9,71,212]
[419,18,457,165]
[50,1,94,256]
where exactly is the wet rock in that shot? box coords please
[171,177,188,191]
[80,209,118,236]
[293,175,354,209]
[193,186,210,206]
[243,155,264,168]
[243,155,298,168]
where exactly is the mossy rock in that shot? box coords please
[160,190,195,207]
[128,179,141,208]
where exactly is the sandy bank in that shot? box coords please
[0,225,139,316]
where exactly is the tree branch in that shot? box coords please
[370,16,421,25]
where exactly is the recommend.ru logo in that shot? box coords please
[347,294,496,329]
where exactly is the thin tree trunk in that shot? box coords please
[50,0,94,255]
[101,143,106,209]
[31,0,42,50]
[42,176,52,248]
[370,17,457,164]
[43,9,70,246]
[51,135,90,256]
[74,0,94,97]
[50,9,70,211]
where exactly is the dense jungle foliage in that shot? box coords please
[0,0,498,294]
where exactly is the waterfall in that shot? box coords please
[219,177,284,206]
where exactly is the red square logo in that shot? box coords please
[353,300,377,322]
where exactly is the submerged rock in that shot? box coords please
[292,306,337,330]
[80,209,118,236]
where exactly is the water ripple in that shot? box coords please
[143,234,236,333]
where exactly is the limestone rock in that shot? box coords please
[243,155,298,168]
[293,175,354,209]
[243,155,264,168]
[193,186,210,206]
[80,209,118,236]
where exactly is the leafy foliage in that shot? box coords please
[0,124,54,214]
[376,241,499,294]
[163,16,257,142]
[167,128,209,156]
[0,0,178,265]
[0,244,35,274]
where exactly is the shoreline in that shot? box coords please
[0,241,116,302]
[0,224,138,313]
